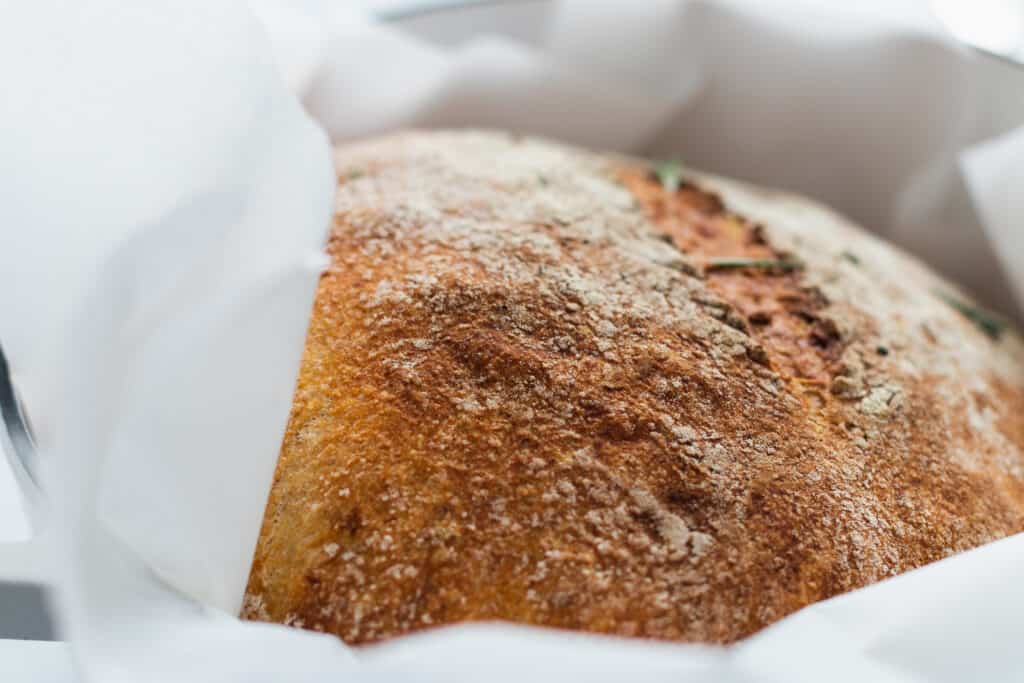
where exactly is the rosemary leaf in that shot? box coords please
[653,160,684,193]
[706,257,804,273]
[840,250,861,266]
[932,289,1008,340]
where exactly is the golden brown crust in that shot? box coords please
[242,130,1024,645]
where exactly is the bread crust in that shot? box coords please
[242,130,1024,644]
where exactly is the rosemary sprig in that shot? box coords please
[932,289,1008,341]
[653,160,684,193]
[840,250,861,266]
[706,257,804,273]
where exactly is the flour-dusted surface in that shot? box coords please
[242,130,1024,645]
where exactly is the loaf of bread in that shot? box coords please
[242,130,1024,645]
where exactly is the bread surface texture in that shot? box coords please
[242,130,1024,644]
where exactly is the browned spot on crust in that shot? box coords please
[618,168,844,383]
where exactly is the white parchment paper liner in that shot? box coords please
[1,0,1023,680]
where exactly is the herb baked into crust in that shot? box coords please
[242,130,1024,644]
